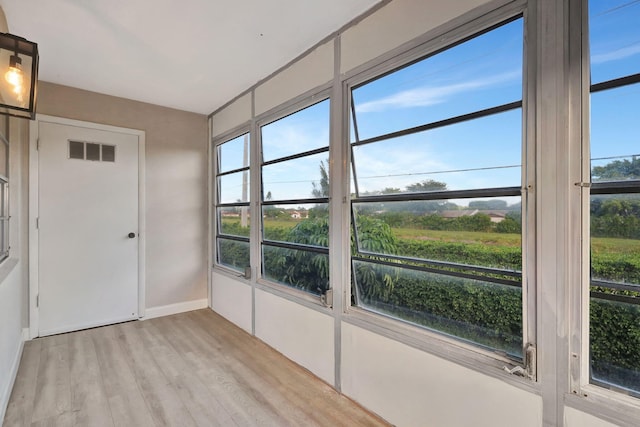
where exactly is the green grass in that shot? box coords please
[391,227,522,247]
[263,218,303,229]
[592,236,640,255]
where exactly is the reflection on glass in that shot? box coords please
[352,109,522,194]
[351,18,523,142]
[263,203,328,245]
[589,1,640,85]
[262,152,328,200]
[261,99,330,162]
[263,245,329,295]
[218,133,250,173]
[218,207,250,237]
[219,171,250,204]
[217,238,250,272]
[353,196,522,271]
[352,259,523,357]
[590,85,640,182]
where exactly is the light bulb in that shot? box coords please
[4,55,23,90]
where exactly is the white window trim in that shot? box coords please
[253,89,333,304]
[567,0,640,421]
[212,126,252,277]
[341,3,536,379]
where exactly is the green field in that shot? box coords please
[225,217,640,258]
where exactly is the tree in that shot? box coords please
[381,187,402,194]
[406,179,447,193]
[592,156,640,181]
[469,200,508,210]
[311,160,329,198]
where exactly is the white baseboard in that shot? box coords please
[0,329,26,424]
[142,298,208,320]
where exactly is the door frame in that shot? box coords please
[28,114,146,339]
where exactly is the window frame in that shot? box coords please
[570,0,640,411]
[0,115,9,263]
[341,5,537,375]
[254,90,334,304]
[212,126,252,278]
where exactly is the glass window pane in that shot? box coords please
[0,115,7,137]
[262,245,329,295]
[217,207,250,237]
[352,109,521,195]
[351,18,523,141]
[352,259,522,357]
[262,153,328,201]
[589,1,640,85]
[0,140,7,178]
[219,171,250,204]
[590,297,640,395]
[219,133,250,173]
[589,192,640,395]
[590,84,640,182]
[263,203,328,246]
[591,194,640,281]
[217,238,250,273]
[261,99,330,162]
[353,196,522,271]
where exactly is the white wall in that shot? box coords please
[0,265,24,423]
[564,407,621,427]
[254,290,334,385]
[211,93,252,138]
[340,0,490,73]
[255,41,334,116]
[341,323,542,427]
[211,271,252,333]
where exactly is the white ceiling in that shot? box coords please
[0,0,380,114]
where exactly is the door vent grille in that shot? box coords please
[86,143,100,161]
[69,140,116,163]
[102,144,115,162]
[69,140,84,159]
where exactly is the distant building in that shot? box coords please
[439,209,507,223]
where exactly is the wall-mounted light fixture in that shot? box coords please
[0,33,38,119]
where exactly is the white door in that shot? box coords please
[38,121,140,336]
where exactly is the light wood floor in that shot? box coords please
[4,309,390,427]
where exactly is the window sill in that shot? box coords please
[343,306,539,395]
[212,265,251,285]
[255,278,332,315]
[565,385,640,427]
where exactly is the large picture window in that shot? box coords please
[259,99,331,296]
[349,17,526,358]
[588,0,640,395]
[214,132,251,273]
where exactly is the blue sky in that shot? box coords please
[219,1,640,206]
[589,0,640,176]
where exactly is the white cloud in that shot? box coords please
[262,124,329,160]
[355,71,520,114]
[353,143,451,193]
[592,42,640,64]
